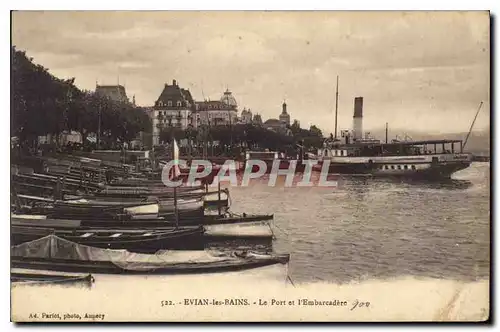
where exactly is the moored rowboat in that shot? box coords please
[11,235,290,275]
[11,269,94,286]
[11,225,205,252]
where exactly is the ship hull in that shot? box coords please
[246,160,307,174]
[316,154,472,179]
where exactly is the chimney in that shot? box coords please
[173,79,177,86]
[352,97,363,140]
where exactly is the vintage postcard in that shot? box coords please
[10,11,490,322]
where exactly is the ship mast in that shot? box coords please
[334,76,339,139]
[463,101,483,150]
[171,137,179,229]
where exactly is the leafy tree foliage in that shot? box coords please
[11,47,151,148]
[159,121,324,157]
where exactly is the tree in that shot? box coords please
[291,119,301,134]
[12,47,152,150]
[159,126,185,143]
[309,125,323,137]
[11,47,77,144]
[67,90,97,147]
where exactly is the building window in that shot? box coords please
[384,165,388,170]
[411,165,416,170]
[177,101,182,107]
[167,100,172,107]
[404,165,408,170]
[397,165,401,170]
[391,165,395,170]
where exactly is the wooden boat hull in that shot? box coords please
[201,214,274,225]
[12,197,206,221]
[11,254,290,275]
[12,212,273,229]
[48,200,160,220]
[315,154,472,179]
[108,178,169,187]
[203,199,229,209]
[95,184,208,198]
[78,213,273,227]
[11,271,94,286]
[245,160,307,174]
[203,222,274,243]
[11,226,205,252]
[94,190,212,200]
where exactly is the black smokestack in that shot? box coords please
[353,97,364,140]
[353,97,363,118]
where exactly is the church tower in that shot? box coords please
[279,100,290,126]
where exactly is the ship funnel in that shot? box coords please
[353,97,363,140]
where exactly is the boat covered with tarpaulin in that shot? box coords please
[11,235,290,274]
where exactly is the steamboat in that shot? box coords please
[317,136,472,179]
[315,78,477,179]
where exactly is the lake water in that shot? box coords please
[226,162,490,283]
[11,162,490,321]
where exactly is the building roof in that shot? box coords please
[95,85,129,103]
[196,100,237,111]
[241,108,252,116]
[281,101,287,114]
[264,118,283,126]
[253,114,263,123]
[220,89,238,107]
[154,79,194,109]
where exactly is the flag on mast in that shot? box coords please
[170,138,181,180]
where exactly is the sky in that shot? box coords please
[12,11,490,135]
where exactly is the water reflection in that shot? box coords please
[226,163,490,283]
[380,178,474,190]
[332,175,474,191]
[405,178,473,190]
